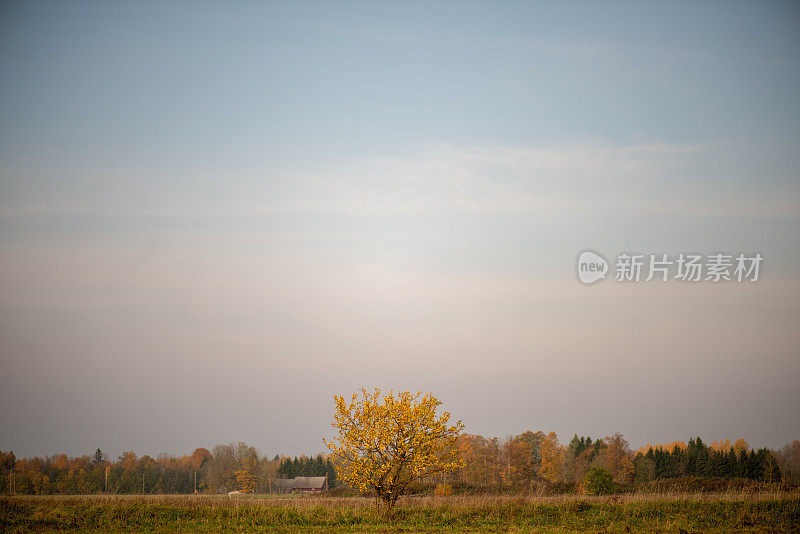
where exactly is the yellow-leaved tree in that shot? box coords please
[235,457,257,494]
[538,431,564,482]
[324,388,464,513]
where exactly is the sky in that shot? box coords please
[1,1,799,460]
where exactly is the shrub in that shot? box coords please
[584,467,614,495]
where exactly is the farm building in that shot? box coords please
[274,476,329,493]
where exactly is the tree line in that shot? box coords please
[277,455,337,486]
[448,432,799,490]
[1,435,798,495]
[635,437,782,483]
[0,444,336,495]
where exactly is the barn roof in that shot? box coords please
[274,476,327,489]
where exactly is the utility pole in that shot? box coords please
[268,473,272,494]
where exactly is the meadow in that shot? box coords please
[2,491,799,533]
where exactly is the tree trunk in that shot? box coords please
[381,493,397,519]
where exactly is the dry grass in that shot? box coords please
[12,489,796,507]
[2,491,799,532]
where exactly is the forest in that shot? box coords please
[1,433,798,495]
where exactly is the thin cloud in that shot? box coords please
[2,141,797,222]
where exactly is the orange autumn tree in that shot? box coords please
[538,431,564,482]
[234,457,257,493]
[324,388,463,513]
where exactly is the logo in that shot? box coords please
[576,250,762,284]
[577,250,609,284]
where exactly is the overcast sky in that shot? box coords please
[1,1,799,459]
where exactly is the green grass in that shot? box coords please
[2,492,799,532]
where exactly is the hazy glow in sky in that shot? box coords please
[1,1,799,458]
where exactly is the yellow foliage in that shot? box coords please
[637,441,687,455]
[639,438,749,455]
[434,483,453,496]
[324,388,464,511]
[708,439,732,452]
[538,432,564,483]
[235,457,257,493]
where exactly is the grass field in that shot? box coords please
[2,492,799,533]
